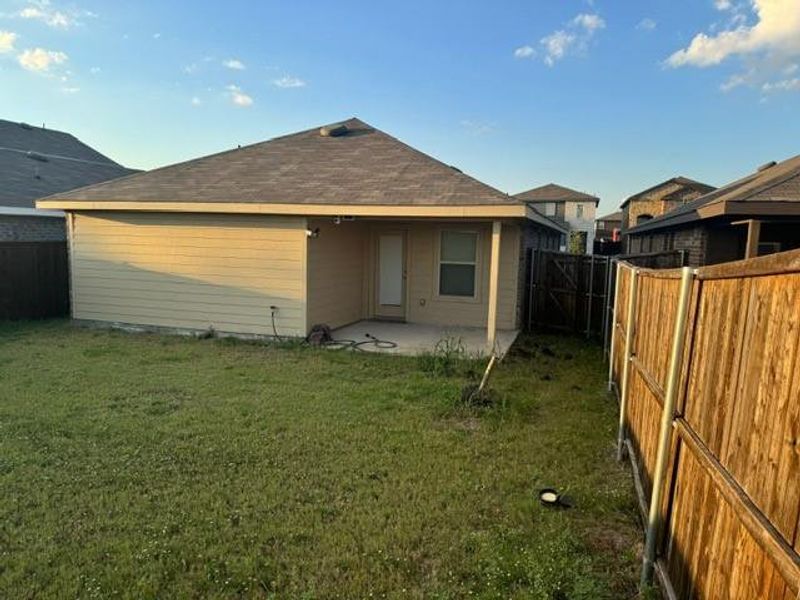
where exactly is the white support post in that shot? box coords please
[487,220,502,349]
[640,266,695,588]
[616,267,639,462]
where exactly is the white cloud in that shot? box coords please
[715,0,733,10]
[17,47,67,72]
[191,96,201,106]
[223,58,245,70]
[0,30,17,53]
[18,3,74,29]
[667,0,800,68]
[153,32,161,39]
[513,45,536,59]
[460,119,495,135]
[667,0,800,94]
[61,85,79,93]
[637,18,657,31]
[272,75,306,88]
[226,84,253,106]
[573,13,605,32]
[90,66,101,74]
[526,12,606,67]
[762,77,800,92]
[541,30,576,66]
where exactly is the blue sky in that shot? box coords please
[1,0,798,213]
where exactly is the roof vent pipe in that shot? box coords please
[319,124,349,137]
[757,161,777,172]
[26,151,49,162]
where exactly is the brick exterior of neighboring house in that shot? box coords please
[625,156,800,267]
[0,215,65,242]
[620,178,715,251]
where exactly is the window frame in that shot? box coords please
[435,228,482,302]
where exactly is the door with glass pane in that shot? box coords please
[375,232,406,320]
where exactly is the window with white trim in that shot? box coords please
[439,230,478,297]
[576,203,584,219]
[543,202,556,216]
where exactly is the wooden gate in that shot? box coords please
[526,249,611,338]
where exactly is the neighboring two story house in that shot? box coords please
[514,183,599,254]
[619,177,715,251]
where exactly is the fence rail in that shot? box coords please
[609,248,800,598]
[0,241,70,320]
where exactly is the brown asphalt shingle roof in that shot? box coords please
[629,154,800,234]
[43,118,517,206]
[513,183,599,204]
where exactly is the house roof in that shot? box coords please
[629,154,800,234]
[596,210,622,222]
[0,119,137,209]
[619,176,715,209]
[513,183,599,205]
[40,118,519,207]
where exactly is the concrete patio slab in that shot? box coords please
[331,320,519,357]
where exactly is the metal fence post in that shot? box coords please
[616,267,639,461]
[602,256,612,357]
[585,255,595,338]
[606,260,619,392]
[640,266,695,588]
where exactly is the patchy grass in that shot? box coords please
[0,321,641,599]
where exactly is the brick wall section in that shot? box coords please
[628,225,707,267]
[0,216,66,241]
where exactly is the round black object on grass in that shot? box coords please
[538,488,573,508]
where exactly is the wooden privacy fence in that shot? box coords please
[609,249,800,598]
[0,241,70,320]
[526,249,613,338]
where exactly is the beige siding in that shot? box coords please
[371,221,520,330]
[70,212,307,336]
[306,219,368,328]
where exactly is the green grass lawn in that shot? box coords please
[0,321,641,599]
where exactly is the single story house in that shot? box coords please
[0,119,137,241]
[626,154,800,266]
[620,176,714,244]
[513,183,599,254]
[38,118,566,346]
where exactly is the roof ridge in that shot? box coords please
[40,118,371,201]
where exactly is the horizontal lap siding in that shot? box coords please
[71,212,307,336]
[306,219,368,329]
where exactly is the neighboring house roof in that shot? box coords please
[41,118,520,207]
[596,210,622,222]
[514,183,599,205]
[0,119,138,210]
[629,154,800,235]
[620,176,715,209]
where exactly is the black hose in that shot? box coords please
[311,333,397,351]
[270,309,284,343]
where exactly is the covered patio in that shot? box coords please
[331,320,519,357]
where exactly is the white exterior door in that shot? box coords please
[376,232,405,319]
